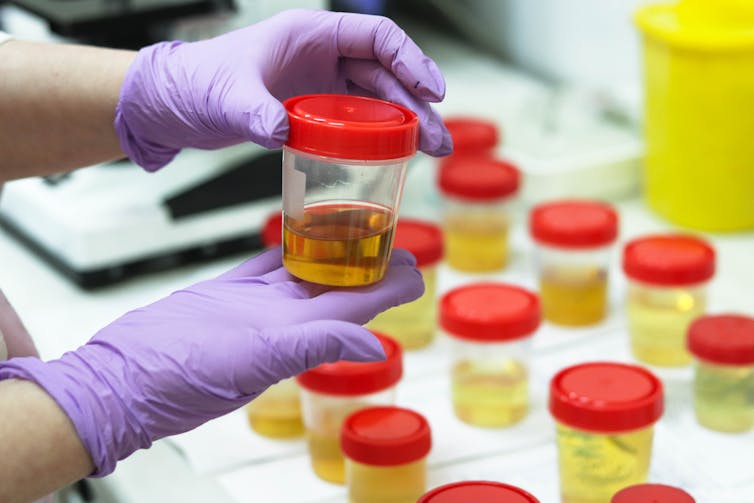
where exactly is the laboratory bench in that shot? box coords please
[1,21,753,503]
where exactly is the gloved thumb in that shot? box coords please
[236,85,289,149]
[252,320,386,384]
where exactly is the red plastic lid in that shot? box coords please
[530,200,618,248]
[296,332,402,396]
[439,283,541,342]
[419,481,539,503]
[393,219,443,268]
[688,314,754,365]
[549,362,664,433]
[284,94,419,161]
[341,406,431,466]
[612,484,695,503]
[438,157,520,200]
[261,212,283,247]
[622,234,715,286]
[443,117,500,153]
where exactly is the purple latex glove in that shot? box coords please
[115,9,452,171]
[0,248,423,476]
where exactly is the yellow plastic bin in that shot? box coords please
[636,0,754,230]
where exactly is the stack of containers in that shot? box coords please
[246,211,304,439]
[368,219,443,349]
[622,234,715,366]
[296,332,403,484]
[440,283,541,427]
[530,200,619,327]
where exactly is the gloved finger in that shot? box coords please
[334,12,446,103]
[342,59,452,157]
[225,82,289,149]
[345,79,379,99]
[216,247,284,280]
[248,320,385,384]
[389,247,417,267]
[307,263,424,325]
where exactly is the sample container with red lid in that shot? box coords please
[368,219,443,349]
[623,234,715,366]
[296,331,403,484]
[442,117,500,158]
[418,481,540,502]
[281,94,419,287]
[440,283,541,427]
[438,157,521,272]
[611,483,695,502]
[549,362,664,503]
[688,314,754,433]
[341,406,431,503]
[530,200,619,327]
[246,211,302,439]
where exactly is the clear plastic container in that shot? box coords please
[550,362,664,503]
[688,314,754,433]
[368,219,443,349]
[440,283,540,427]
[612,483,695,502]
[419,481,540,502]
[530,200,618,327]
[341,406,431,503]
[623,235,715,366]
[438,157,520,272]
[296,332,403,484]
[281,94,418,286]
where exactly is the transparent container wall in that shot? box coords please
[299,387,397,484]
[693,359,754,433]
[447,335,532,427]
[535,244,611,327]
[442,196,513,272]
[555,422,654,503]
[368,265,438,350]
[346,457,427,503]
[626,280,707,367]
[245,377,303,439]
[282,147,409,286]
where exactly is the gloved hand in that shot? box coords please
[0,248,423,476]
[116,9,453,171]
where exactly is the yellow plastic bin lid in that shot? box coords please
[636,0,754,51]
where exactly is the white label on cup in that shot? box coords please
[283,155,306,221]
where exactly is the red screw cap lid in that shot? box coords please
[297,332,402,396]
[341,406,431,466]
[438,157,521,201]
[393,219,443,268]
[530,200,618,249]
[261,212,283,247]
[622,234,715,286]
[419,481,540,503]
[612,484,695,503]
[284,94,419,161]
[440,283,541,342]
[549,362,664,433]
[443,117,500,154]
[688,314,754,365]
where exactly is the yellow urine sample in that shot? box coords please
[346,458,426,503]
[694,361,754,433]
[451,358,528,427]
[556,423,654,503]
[626,285,705,366]
[444,211,509,272]
[368,266,437,349]
[246,379,304,439]
[283,202,395,286]
[306,402,369,484]
[540,265,608,326]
